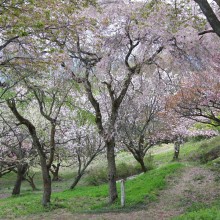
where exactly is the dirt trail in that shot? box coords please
[19,166,220,220]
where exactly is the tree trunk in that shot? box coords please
[12,173,23,195]
[29,179,37,191]
[40,157,51,206]
[6,100,52,206]
[137,158,147,173]
[25,174,37,191]
[194,0,220,38]
[70,173,83,189]
[50,163,60,181]
[106,139,118,204]
[173,142,180,160]
[12,164,28,195]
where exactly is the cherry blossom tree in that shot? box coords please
[67,125,105,189]
[60,1,170,203]
[3,71,72,205]
[0,112,36,195]
[166,57,220,128]
[117,75,165,172]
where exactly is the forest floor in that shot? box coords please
[16,166,220,220]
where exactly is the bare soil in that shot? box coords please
[17,166,220,220]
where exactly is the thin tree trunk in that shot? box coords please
[70,173,83,189]
[25,173,37,191]
[106,139,118,204]
[70,153,98,190]
[29,179,37,191]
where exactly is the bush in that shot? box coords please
[85,163,142,185]
[85,166,108,186]
[85,155,155,185]
[116,162,141,179]
[199,146,220,164]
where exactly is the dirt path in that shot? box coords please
[19,166,220,220]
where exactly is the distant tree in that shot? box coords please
[68,126,104,189]
[117,76,165,172]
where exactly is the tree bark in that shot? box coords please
[12,173,23,195]
[173,142,180,160]
[12,164,28,195]
[137,158,147,173]
[106,139,118,204]
[40,158,51,206]
[194,0,220,37]
[70,173,83,189]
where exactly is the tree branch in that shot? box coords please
[194,0,220,37]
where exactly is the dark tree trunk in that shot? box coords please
[195,0,220,37]
[173,142,180,160]
[70,173,83,189]
[137,158,147,173]
[106,139,118,204]
[12,164,28,195]
[40,157,51,206]
[12,174,23,195]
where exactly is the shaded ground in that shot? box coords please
[16,166,220,220]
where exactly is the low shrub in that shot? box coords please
[85,155,154,185]
[85,166,108,186]
[199,146,220,164]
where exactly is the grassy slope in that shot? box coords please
[173,136,220,220]
[0,163,183,219]
[173,202,220,220]
[1,136,220,219]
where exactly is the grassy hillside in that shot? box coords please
[173,201,220,220]
[1,136,220,219]
[0,163,183,219]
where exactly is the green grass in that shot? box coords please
[0,163,184,219]
[1,136,220,219]
[153,136,220,166]
[173,200,220,220]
